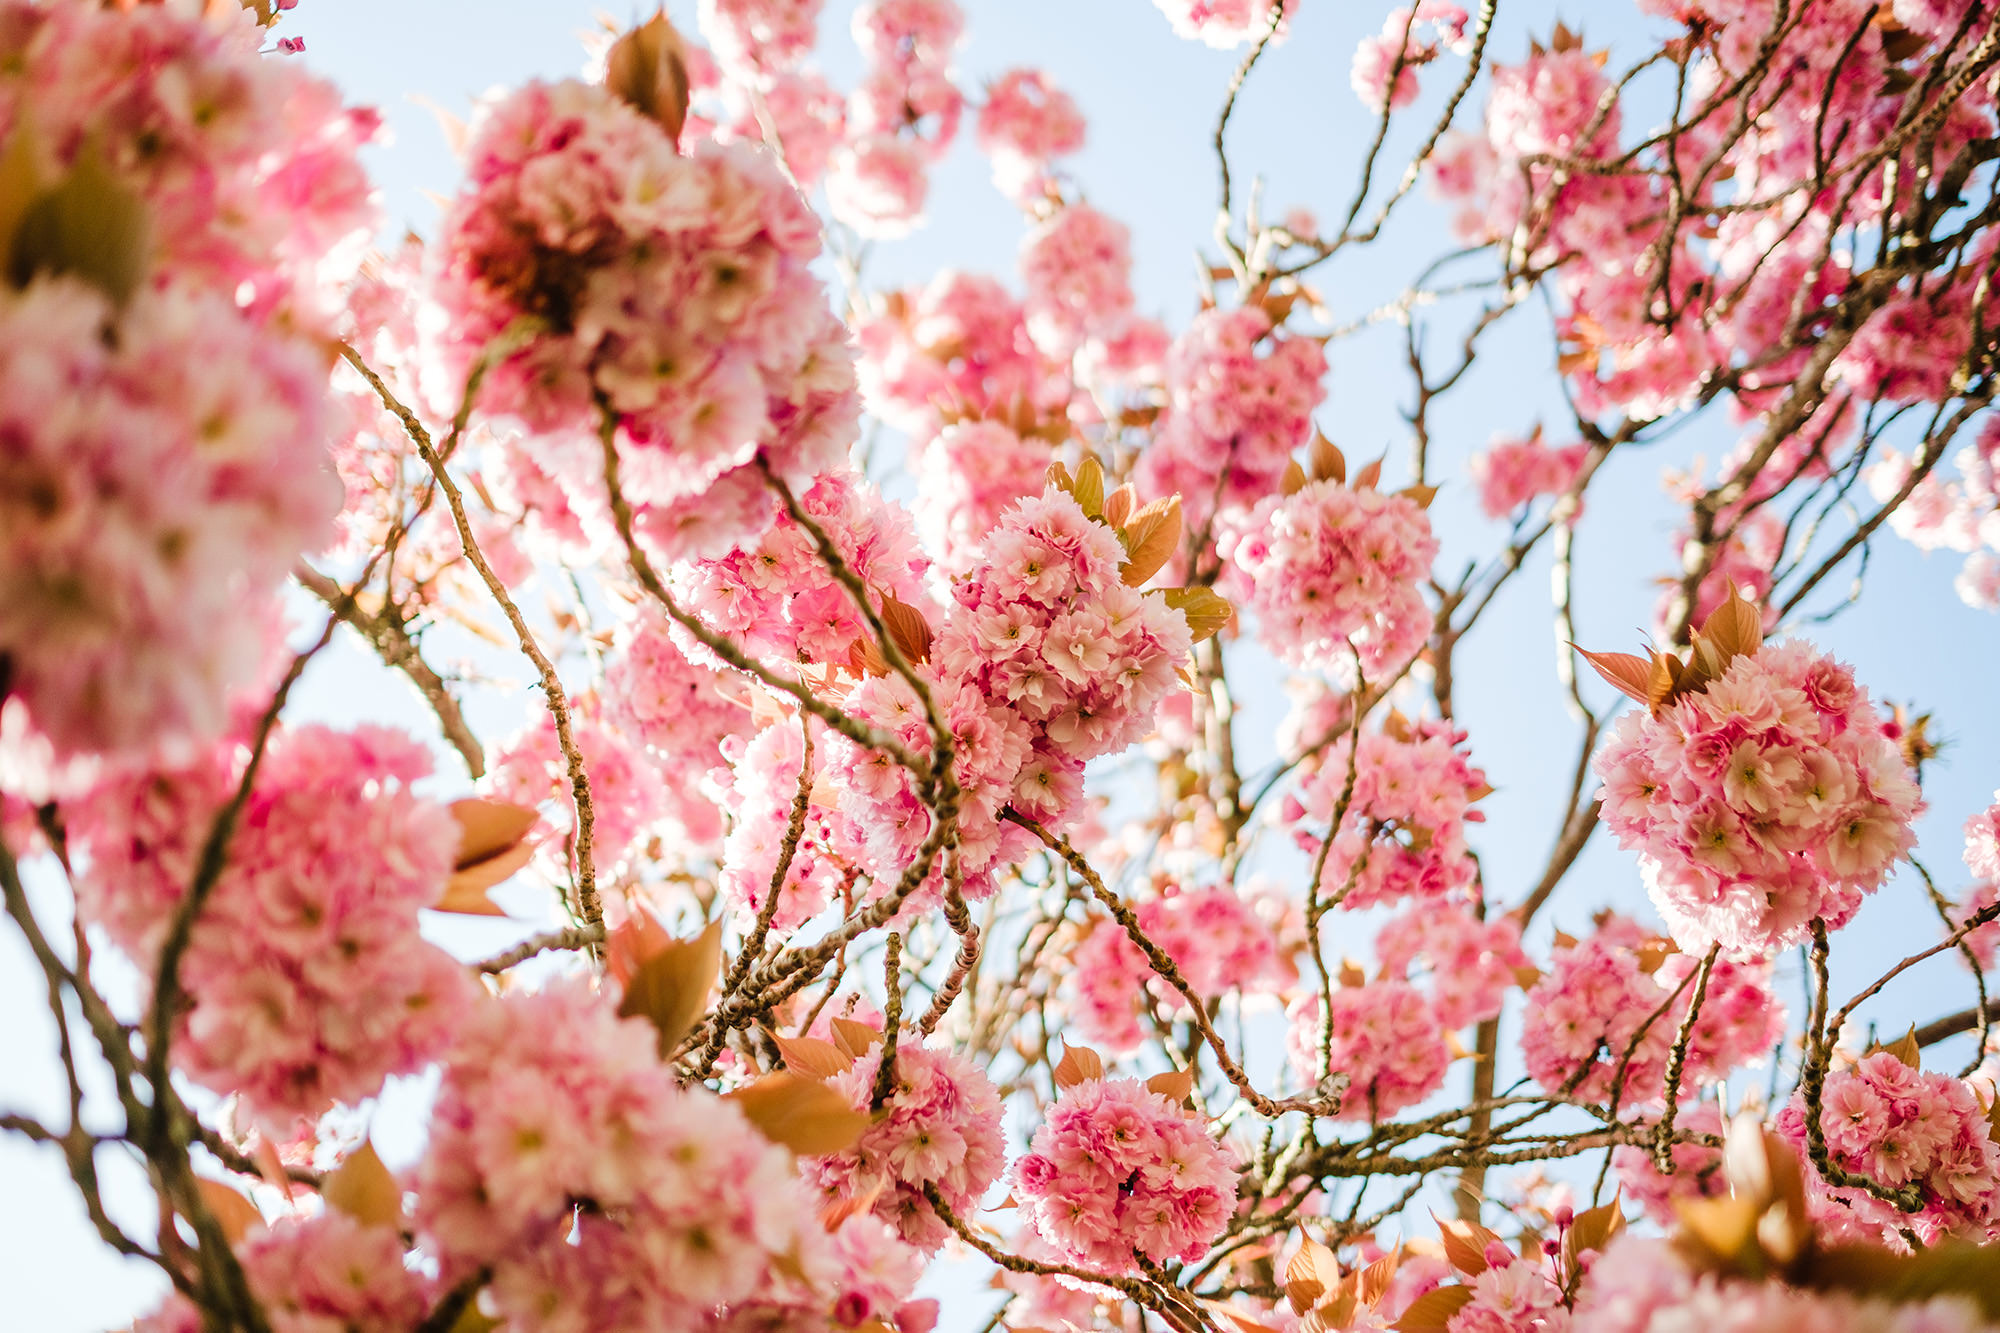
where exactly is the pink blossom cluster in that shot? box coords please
[1593,640,1923,954]
[599,608,750,849]
[713,1209,934,1333]
[1350,4,1469,111]
[1221,476,1438,679]
[1611,1103,1728,1224]
[488,705,673,869]
[855,270,1069,439]
[698,0,823,78]
[1014,1076,1238,1272]
[1774,1051,2000,1245]
[807,1042,1007,1251]
[1283,716,1488,910]
[416,982,837,1331]
[135,1213,430,1333]
[977,69,1086,203]
[1867,414,2000,613]
[1285,982,1451,1120]
[1575,1230,1993,1333]
[1449,1257,1570,1333]
[1136,307,1328,525]
[1519,915,1783,1107]
[1374,904,1528,1029]
[912,420,1056,564]
[1470,434,1591,520]
[1153,0,1299,49]
[1020,203,1137,360]
[0,277,338,759]
[830,0,965,237]
[669,470,931,672]
[1067,882,1283,1053]
[70,725,475,1129]
[1962,793,2000,969]
[433,79,856,561]
[716,713,853,929]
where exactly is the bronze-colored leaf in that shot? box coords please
[1284,1238,1340,1315]
[1103,482,1138,529]
[1046,460,1074,492]
[1309,431,1346,486]
[1072,455,1106,519]
[1305,1281,1359,1333]
[1868,1025,1921,1070]
[878,593,934,665]
[1390,1285,1474,1332]
[1633,937,1678,975]
[193,1178,263,1245]
[1338,960,1368,988]
[1120,496,1183,587]
[776,1034,855,1079]
[829,1017,883,1059]
[1400,484,1438,510]
[1986,1092,2000,1147]
[1646,649,1688,714]
[0,119,44,277]
[443,799,539,911]
[617,919,723,1058]
[10,143,151,308]
[1163,586,1233,643]
[1146,1068,1195,1103]
[1574,647,1653,705]
[1053,1042,1105,1089]
[321,1140,403,1231]
[725,1072,872,1156]
[1280,459,1310,496]
[435,839,532,916]
[447,1302,502,1333]
[1511,964,1543,990]
[602,11,691,141]
[1437,1216,1501,1276]
[1563,1197,1624,1272]
[1205,1300,1284,1333]
[1359,1247,1401,1307]
[1351,457,1384,491]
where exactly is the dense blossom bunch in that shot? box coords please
[1774,1051,2000,1245]
[1594,639,1923,953]
[716,713,850,927]
[1470,432,1590,519]
[70,725,474,1128]
[1575,1230,1994,1333]
[831,0,965,236]
[698,0,823,77]
[1014,1076,1238,1272]
[853,270,1068,438]
[1019,203,1136,359]
[669,470,931,671]
[135,1213,431,1333]
[1350,3,1469,111]
[599,608,748,846]
[433,79,856,559]
[1221,475,1437,678]
[1374,904,1527,1029]
[1135,308,1327,523]
[807,1042,1007,1251]
[1286,981,1450,1118]
[1519,915,1782,1106]
[0,279,339,758]
[912,420,1055,563]
[1284,715,1487,910]
[488,705,674,869]
[1067,882,1283,1052]
[416,982,834,1331]
[977,68,1086,202]
[1612,1102,1729,1223]
[1449,1256,1570,1333]
[1153,0,1298,48]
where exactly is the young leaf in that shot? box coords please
[1437,1215,1501,1276]
[1562,1197,1625,1275]
[1351,456,1384,491]
[878,593,934,665]
[1359,1247,1402,1307]
[1072,455,1106,519]
[1284,1238,1340,1314]
[321,1140,403,1231]
[1163,587,1233,643]
[1045,460,1074,492]
[725,1072,872,1155]
[1309,431,1346,485]
[617,919,723,1058]
[776,1034,855,1079]
[602,11,691,141]
[450,799,539,871]
[1053,1042,1105,1089]
[1574,647,1652,705]
[1869,1025,1922,1070]
[0,118,43,276]
[1280,459,1310,496]
[9,144,151,308]
[1400,484,1438,510]
[1103,482,1138,529]
[1120,495,1183,587]
[1390,1285,1474,1333]
[1700,579,1763,665]
[830,1017,883,1059]
[1645,650,1688,714]
[1146,1068,1195,1103]
[193,1178,263,1245]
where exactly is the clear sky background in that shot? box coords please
[3,2,1999,1329]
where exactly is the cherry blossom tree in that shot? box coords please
[3,1,2000,1331]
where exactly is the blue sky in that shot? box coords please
[3,2,1998,1328]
